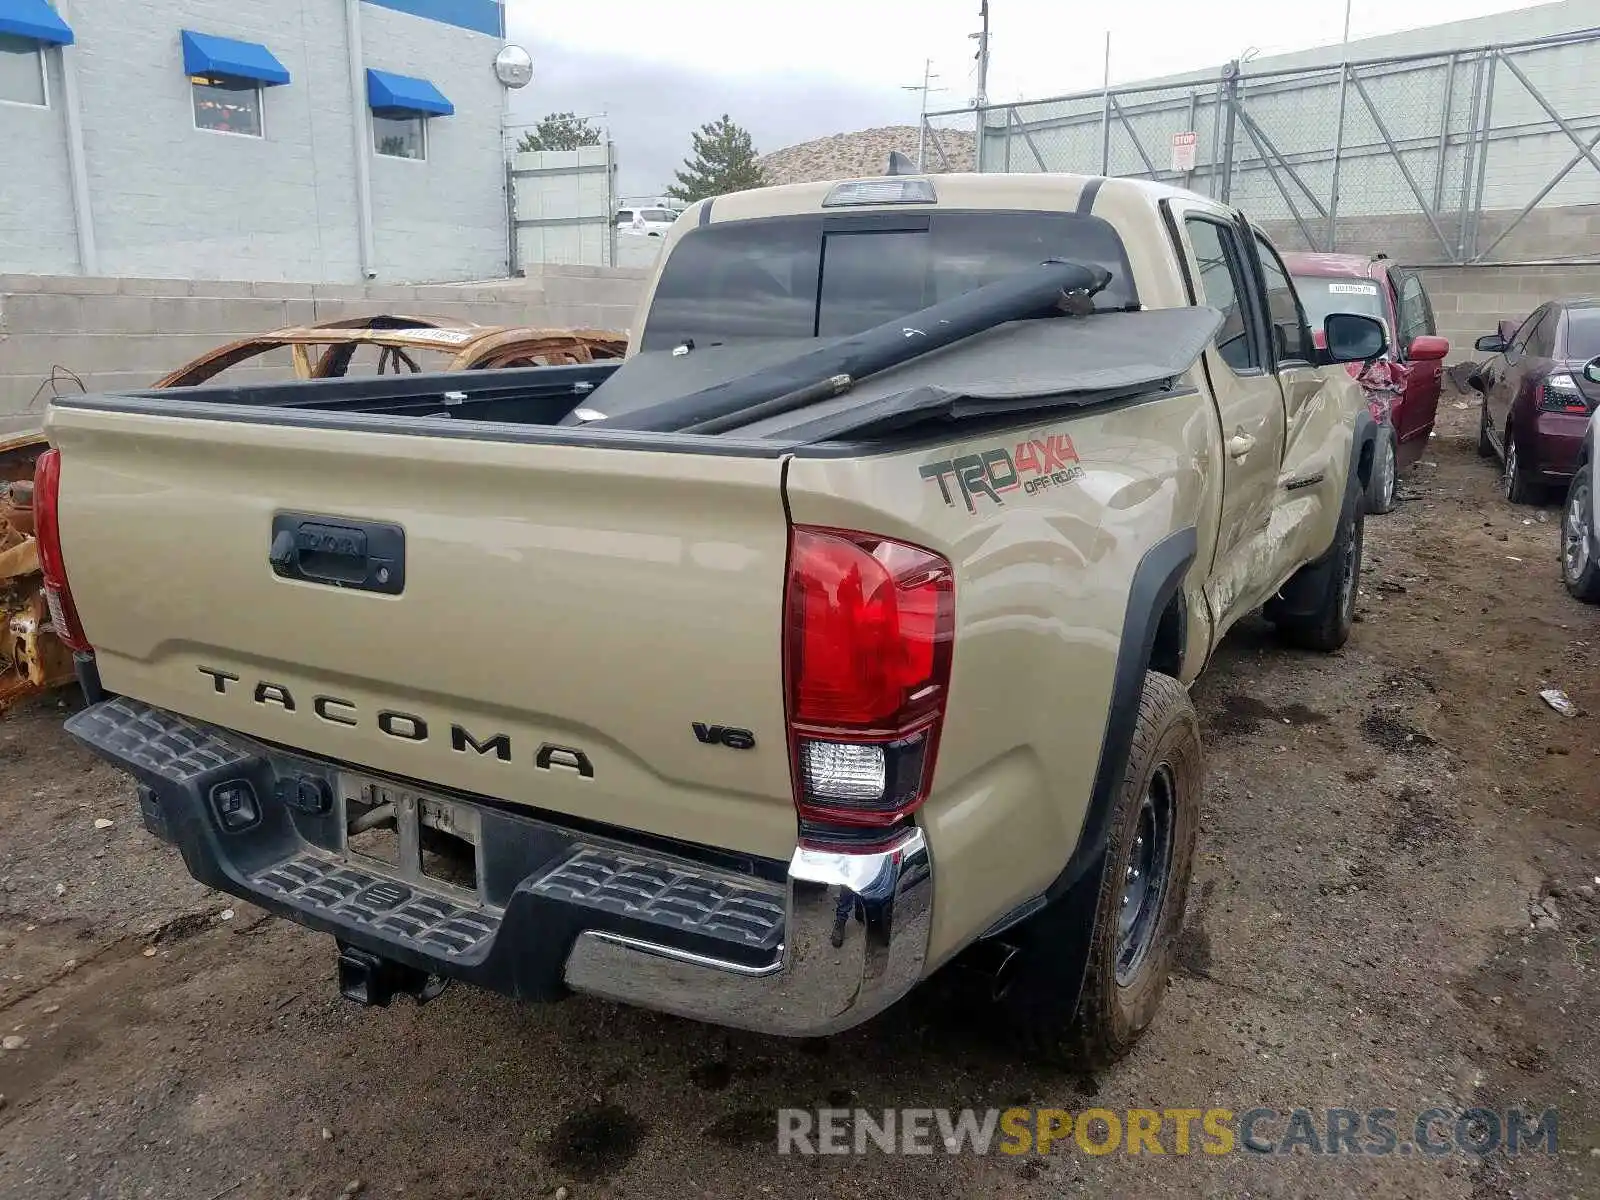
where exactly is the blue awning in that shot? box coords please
[0,0,74,46]
[181,30,290,87]
[367,68,453,118]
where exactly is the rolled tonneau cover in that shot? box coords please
[588,304,1224,440]
[588,260,1114,433]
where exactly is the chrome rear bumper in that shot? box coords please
[564,830,931,1035]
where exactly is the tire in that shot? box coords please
[1477,394,1495,458]
[1000,671,1201,1069]
[1562,463,1600,603]
[1504,430,1541,505]
[1274,484,1364,652]
[1366,425,1398,515]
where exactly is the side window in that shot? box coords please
[193,78,265,138]
[1395,274,1432,349]
[1253,235,1310,363]
[373,114,427,161]
[1414,275,1436,335]
[1531,309,1562,358]
[1508,307,1546,363]
[1184,217,1259,373]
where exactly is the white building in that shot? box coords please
[0,0,514,283]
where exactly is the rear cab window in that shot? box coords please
[638,210,1139,351]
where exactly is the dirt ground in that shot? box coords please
[2,399,1598,1200]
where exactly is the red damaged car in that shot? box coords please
[1284,252,1450,513]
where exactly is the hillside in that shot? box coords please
[758,124,977,186]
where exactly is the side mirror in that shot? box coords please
[1475,334,1507,353]
[1407,335,1450,362]
[1321,312,1387,364]
[1585,357,1600,385]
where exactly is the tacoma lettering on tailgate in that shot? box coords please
[196,667,596,778]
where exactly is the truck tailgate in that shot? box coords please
[48,406,799,861]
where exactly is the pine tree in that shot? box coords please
[516,112,602,153]
[667,115,767,202]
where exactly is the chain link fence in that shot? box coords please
[926,28,1600,265]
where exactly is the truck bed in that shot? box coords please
[76,306,1224,450]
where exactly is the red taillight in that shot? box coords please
[34,449,91,652]
[1540,375,1590,414]
[784,527,954,831]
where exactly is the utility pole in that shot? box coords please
[1099,31,1112,174]
[970,1,991,110]
[1326,0,1354,249]
[903,59,945,170]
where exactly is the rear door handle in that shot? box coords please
[1227,433,1257,460]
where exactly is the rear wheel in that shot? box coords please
[1000,671,1200,1068]
[1504,431,1541,505]
[1366,426,1398,515]
[1562,463,1600,603]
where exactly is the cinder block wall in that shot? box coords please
[0,265,648,416]
[1417,265,1600,361]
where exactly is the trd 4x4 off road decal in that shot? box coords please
[920,433,1084,513]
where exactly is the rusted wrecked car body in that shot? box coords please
[0,431,70,711]
[2,317,628,713]
[153,315,628,385]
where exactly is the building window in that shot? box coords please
[192,76,263,137]
[374,114,426,160]
[0,34,47,107]
[365,69,450,161]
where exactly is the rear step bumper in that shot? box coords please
[65,696,932,1037]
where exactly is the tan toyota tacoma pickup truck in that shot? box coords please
[46,173,1382,1065]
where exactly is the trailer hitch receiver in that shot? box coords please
[336,943,450,1007]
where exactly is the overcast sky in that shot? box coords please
[505,0,1540,196]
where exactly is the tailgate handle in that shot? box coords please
[270,512,405,596]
